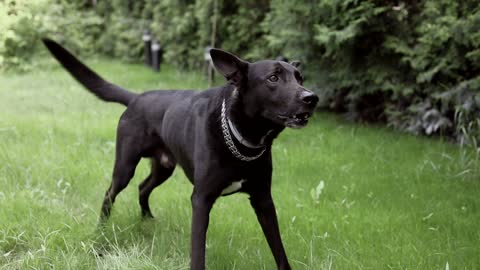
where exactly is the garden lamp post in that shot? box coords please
[151,40,163,72]
[142,30,152,67]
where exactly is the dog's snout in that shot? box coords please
[300,91,319,106]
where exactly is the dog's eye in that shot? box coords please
[268,75,279,82]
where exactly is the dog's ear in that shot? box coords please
[290,60,301,68]
[210,48,248,85]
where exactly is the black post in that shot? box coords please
[151,40,163,72]
[143,30,152,67]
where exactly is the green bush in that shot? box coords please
[0,0,48,71]
[1,0,478,145]
[261,0,479,144]
[0,0,104,71]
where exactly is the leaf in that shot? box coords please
[416,60,446,83]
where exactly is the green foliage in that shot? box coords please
[272,0,479,145]
[215,0,270,60]
[94,0,149,62]
[262,0,319,61]
[0,0,49,70]
[1,0,479,144]
[0,0,104,71]
[381,1,480,143]
[150,0,202,68]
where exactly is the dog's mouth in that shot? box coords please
[278,112,312,128]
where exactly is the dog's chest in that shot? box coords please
[221,179,246,196]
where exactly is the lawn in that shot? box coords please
[0,58,479,270]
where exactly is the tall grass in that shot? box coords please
[0,58,479,269]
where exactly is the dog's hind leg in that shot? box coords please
[138,152,176,218]
[99,135,142,224]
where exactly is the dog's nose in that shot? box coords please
[300,91,319,106]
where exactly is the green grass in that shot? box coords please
[1,58,479,270]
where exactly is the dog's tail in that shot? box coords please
[42,38,137,106]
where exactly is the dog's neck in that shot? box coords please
[225,87,283,147]
[226,116,266,148]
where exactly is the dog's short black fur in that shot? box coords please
[43,39,318,270]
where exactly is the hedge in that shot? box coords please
[1,0,479,145]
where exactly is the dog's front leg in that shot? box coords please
[190,190,215,270]
[250,192,291,270]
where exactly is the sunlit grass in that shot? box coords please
[0,57,479,269]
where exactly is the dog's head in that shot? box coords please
[211,49,318,129]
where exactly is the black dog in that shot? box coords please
[43,39,318,270]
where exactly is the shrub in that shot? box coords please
[1,0,478,145]
[0,0,49,71]
[261,0,480,144]
[0,0,103,71]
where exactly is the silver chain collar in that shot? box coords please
[221,99,266,161]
